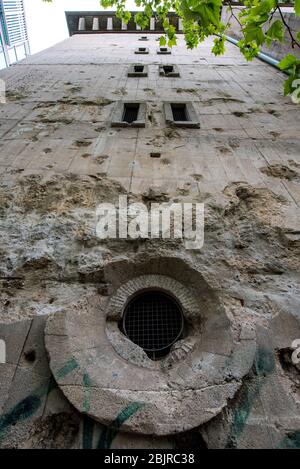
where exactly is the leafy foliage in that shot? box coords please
[43,0,300,101]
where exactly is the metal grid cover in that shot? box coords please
[123,291,183,353]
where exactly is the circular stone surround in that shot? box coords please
[45,269,256,436]
[106,274,201,369]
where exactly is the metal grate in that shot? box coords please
[122,291,184,358]
[171,103,189,122]
[122,103,139,123]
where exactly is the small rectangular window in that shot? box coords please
[159,64,180,77]
[171,104,189,122]
[157,47,171,55]
[112,102,146,128]
[164,102,199,128]
[163,66,173,74]
[135,47,149,54]
[122,103,140,123]
[128,64,148,77]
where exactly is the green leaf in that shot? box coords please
[144,4,153,18]
[266,20,284,43]
[279,54,299,70]
[212,36,225,56]
[160,36,167,46]
[283,75,295,96]
[295,0,300,17]
[238,39,260,61]
[168,36,177,47]
[243,25,265,46]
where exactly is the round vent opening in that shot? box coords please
[122,290,184,360]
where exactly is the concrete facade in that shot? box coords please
[0,31,300,449]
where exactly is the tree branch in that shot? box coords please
[276,3,300,49]
[226,1,243,28]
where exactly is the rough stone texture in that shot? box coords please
[0,32,299,448]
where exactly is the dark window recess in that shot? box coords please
[121,290,184,360]
[160,47,168,52]
[134,65,144,73]
[171,103,189,122]
[163,65,174,74]
[139,47,146,52]
[122,104,140,123]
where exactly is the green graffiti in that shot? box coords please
[83,373,92,413]
[97,402,145,449]
[82,416,94,449]
[55,358,78,380]
[81,372,94,449]
[0,395,41,438]
[279,431,300,449]
[0,359,79,441]
[255,347,275,376]
[226,348,275,448]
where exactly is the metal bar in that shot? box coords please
[224,35,289,75]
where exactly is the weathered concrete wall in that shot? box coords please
[0,33,299,449]
[221,6,300,60]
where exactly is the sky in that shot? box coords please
[24,0,138,55]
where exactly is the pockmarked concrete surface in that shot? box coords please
[0,34,299,448]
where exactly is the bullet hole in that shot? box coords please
[213,127,224,132]
[233,111,245,118]
[24,349,36,363]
